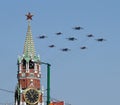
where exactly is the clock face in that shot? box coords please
[24,88,39,104]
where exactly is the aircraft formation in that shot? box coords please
[37,26,106,52]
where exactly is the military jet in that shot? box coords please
[73,26,84,30]
[60,48,71,52]
[80,46,87,49]
[87,34,94,37]
[56,32,62,35]
[37,35,47,39]
[66,37,77,41]
[48,44,55,48]
[96,38,106,42]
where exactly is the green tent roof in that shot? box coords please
[18,20,40,63]
[23,21,36,58]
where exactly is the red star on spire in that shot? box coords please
[25,12,33,20]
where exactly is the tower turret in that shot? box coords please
[15,12,43,105]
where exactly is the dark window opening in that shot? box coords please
[22,59,26,69]
[29,60,34,69]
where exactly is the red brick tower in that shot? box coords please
[15,13,44,105]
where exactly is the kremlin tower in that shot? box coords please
[14,12,64,105]
[14,12,43,105]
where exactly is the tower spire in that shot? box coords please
[15,13,42,105]
[23,12,36,58]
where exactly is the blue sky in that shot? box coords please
[0,0,120,105]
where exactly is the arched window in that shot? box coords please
[22,58,26,69]
[29,60,34,69]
